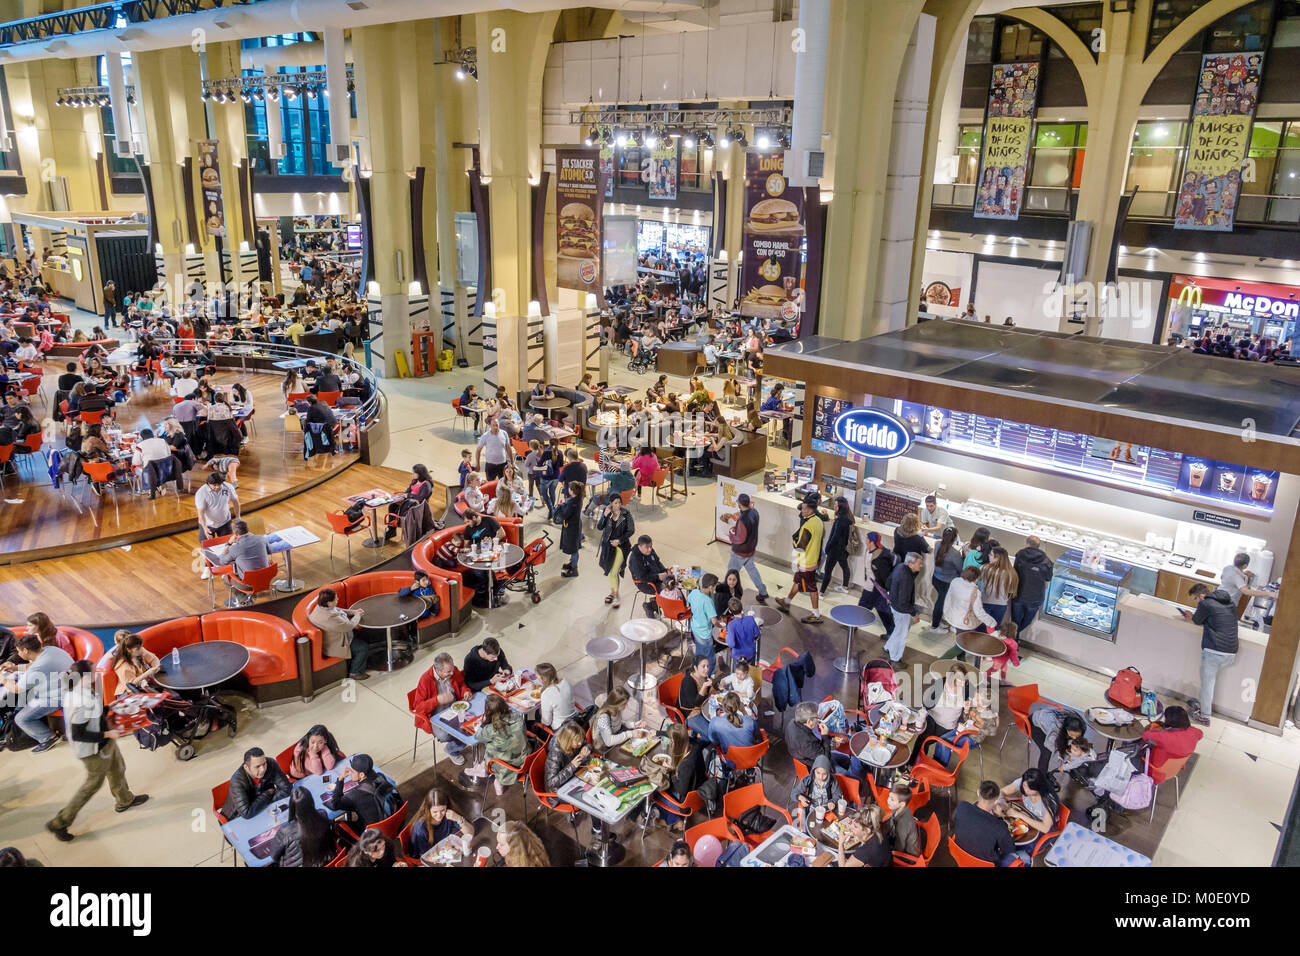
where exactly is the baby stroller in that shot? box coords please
[627,341,654,374]
[123,682,238,761]
[1083,741,1154,827]
[499,530,552,604]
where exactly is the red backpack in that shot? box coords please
[1106,666,1142,709]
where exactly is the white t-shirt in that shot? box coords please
[171,378,199,398]
[477,429,512,466]
[133,436,172,467]
[195,481,238,528]
[1220,565,1249,603]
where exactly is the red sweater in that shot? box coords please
[1142,725,1202,769]
[413,665,471,717]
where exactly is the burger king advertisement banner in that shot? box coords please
[198,139,226,239]
[556,147,602,293]
[740,151,805,320]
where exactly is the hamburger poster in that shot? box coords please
[740,151,805,320]
[197,139,226,239]
[556,146,602,292]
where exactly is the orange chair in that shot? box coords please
[656,672,686,725]
[326,509,369,565]
[339,801,408,843]
[1148,753,1191,824]
[527,742,585,843]
[720,731,769,793]
[868,775,931,815]
[834,773,863,808]
[81,460,121,518]
[910,733,973,824]
[397,821,416,858]
[1001,683,1051,764]
[510,437,529,459]
[79,409,108,426]
[648,467,670,505]
[13,432,45,479]
[317,390,342,407]
[0,444,11,490]
[685,817,744,855]
[893,813,942,867]
[653,788,706,828]
[406,688,437,763]
[760,646,801,686]
[212,782,236,866]
[1033,804,1071,857]
[451,396,471,435]
[723,782,791,848]
[485,749,541,805]
[325,847,348,867]
[655,594,692,635]
[286,391,310,405]
[793,757,809,780]
[948,834,995,868]
[224,562,280,608]
[198,534,234,609]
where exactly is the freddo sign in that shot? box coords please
[832,408,912,459]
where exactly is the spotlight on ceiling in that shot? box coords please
[700,131,713,149]
[756,133,771,150]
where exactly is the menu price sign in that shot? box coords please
[198,140,226,238]
[739,151,805,320]
[556,147,603,293]
[809,395,852,458]
[1178,457,1276,508]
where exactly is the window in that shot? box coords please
[1051,3,1105,54]
[955,125,983,185]
[966,17,996,64]
[678,138,714,191]
[1277,0,1300,48]
[0,71,18,173]
[1124,121,1188,216]
[1148,1,1211,56]
[241,34,343,177]
[1206,0,1273,52]
[1025,123,1087,211]
[997,22,1046,60]
[1239,120,1300,224]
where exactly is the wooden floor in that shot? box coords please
[0,358,355,563]
[0,463,436,628]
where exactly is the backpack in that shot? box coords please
[846,525,863,557]
[344,500,366,523]
[734,805,781,837]
[372,777,404,819]
[1106,666,1142,710]
[716,840,750,867]
[1,713,37,752]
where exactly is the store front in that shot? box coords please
[760,321,1300,731]
[1166,274,1300,348]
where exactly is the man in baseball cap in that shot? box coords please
[721,492,769,603]
[856,530,897,636]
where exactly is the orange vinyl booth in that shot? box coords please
[410,518,521,619]
[293,570,456,691]
[453,480,498,517]
[95,611,300,704]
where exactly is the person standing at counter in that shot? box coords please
[1180,583,1239,727]
[819,497,855,595]
[918,494,953,537]
[722,493,769,603]
[1010,537,1054,633]
[930,528,964,632]
[963,528,991,571]
[978,547,1018,628]
[1220,553,1271,610]
[891,513,931,563]
[885,553,924,662]
[776,494,825,625]
[858,531,897,636]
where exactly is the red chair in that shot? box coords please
[793,757,809,780]
[760,646,800,686]
[286,391,310,404]
[13,432,45,479]
[326,509,369,565]
[510,437,529,459]
[212,782,237,866]
[1001,683,1053,764]
[647,467,670,505]
[81,460,121,518]
[1033,804,1071,857]
[685,816,743,855]
[868,775,931,815]
[656,672,686,725]
[910,733,973,824]
[834,773,862,808]
[224,562,280,608]
[655,594,692,634]
[451,397,471,435]
[406,688,437,763]
[1148,754,1191,824]
[893,813,942,867]
[340,801,408,843]
[723,783,791,848]
[527,742,585,844]
[0,445,11,489]
[948,834,995,867]
[325,847,348,867]
[317,390,342,407]
[485,749,541,805]
[720,731,769,793]
[198,534,234,609]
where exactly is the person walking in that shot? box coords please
[819,496,854,595]
[885,553,924,662]
[558,480,585,577]
[46,660,149,841]
[596,495,635,608]
[721,493,768,603]
[776,493,825,624]
[102,280,118,329]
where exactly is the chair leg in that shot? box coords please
[1173,775,1180,807]
[1150,782,1159,825]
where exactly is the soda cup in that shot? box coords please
[475,846,491,867]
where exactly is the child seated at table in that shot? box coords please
[433,531,465,571]
[719,660,756,703]
[659,575,683,602]
[398,570,441,623]
[790,754,844,830]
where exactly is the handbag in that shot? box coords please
[1106,666,1143,710]
[735,805,780,837]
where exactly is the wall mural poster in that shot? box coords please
[555,146,602,293]
[647,141,678,200]
[739,151,805,321]
[197,139,226,238]
[1175,52,1265,232]
[973,61,1039,221]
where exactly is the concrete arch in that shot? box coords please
[1003,5,1100,98]
[1138,0,1262,85]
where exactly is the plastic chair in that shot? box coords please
[793,757,809,780]
[527,742,585,845]
[1033,804,1071,857]
[327,509,369,565]
[722,782,792,848]
[910,733,973,824]
[406,689,438,763]
[655,594,692,635]
[0,445,12,489]
[656,672,686,725]
[892,812,942,867]
[510,437,529,458]
[324,847,348,867]
[685,816,743,855]
[343,801,408,842]
[317,390,342,407]
[451,397,470,435]
[286,391,310,405]
[1000,683,1048,764]
[834,773,862,808]
[649,467,670,505]
[948,834,1025,867]
[81,460,121,519]
[13,433,46,479]
[1148,753,1191,824]
[720,731,769,793]
[485,749,540,806]
[652,788,705,830]
[282,411,303,453]
[225,562,280,608]
[869,775,932,815]
[211,781,237,866]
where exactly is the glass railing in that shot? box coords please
[930,182,1074,213]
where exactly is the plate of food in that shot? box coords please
[449,700,470,714]
[1091,707,1115,724]
[1009,819,1031,840]
[650,752,671,767]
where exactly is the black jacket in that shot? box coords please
[824,514,853,557]
[888,562,919,616]
[463,645,512,692]
[545,741,584,793]
[868,548,896,589]
[892,533,930,562]
[596,508,635,575]
[1013,547,1054,604]
[628,547,667,591]
[1192,589,1239,654]
[221,762,293,820]
[557,496,583,555]
[953,801,1015,863]
[268,812,335,867]
[332,775,397,829]
[784,716,833,767]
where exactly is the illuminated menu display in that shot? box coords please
[894,400,1278,513]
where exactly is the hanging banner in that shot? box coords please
[602,215,638,289]
[973,61,1039,221]
[197,139,226,238]
[647,141,678,200]
[600,143,615,199]
[739,150,805,321]
[556,146,602,293]
[1175,52,1265,232]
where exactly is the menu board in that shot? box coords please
[809,395,852,458]
[895,400,1278,512]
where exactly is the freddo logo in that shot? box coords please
[832,408,912,460]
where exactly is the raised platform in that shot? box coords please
[0,462,437,628]
[1,358,355,564]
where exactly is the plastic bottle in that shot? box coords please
[171,647,181,669]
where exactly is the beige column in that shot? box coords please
[204,41,255,299]
[3,57,102,212]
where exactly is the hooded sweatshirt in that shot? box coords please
[1191,589,1238,654]
[1013,547,1054,604]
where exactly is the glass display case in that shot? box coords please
[1043,550,1124,640]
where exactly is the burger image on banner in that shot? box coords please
[556,147,603,292]
[740,152,805,320]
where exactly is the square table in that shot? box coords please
[740,823,831,867]
[432,691,488,747]
[1043,822,1151,867]
[267,524,321,592]
[343,489,397,548]
[556,762,655,867]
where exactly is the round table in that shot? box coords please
[928,657,977,681]
[355,495,397,549]
[153,640,249,746]
[1086,710,1148,751]
[621,617,669,692]
[350,593,429,671]
[849,728,913,772]
[829,604,875,674]
[702,693,758,721]
[529,396,571,413]
[457,543,525,609]
[955,630,1007,661]
[586,634,635,696]
[744,604,781,665]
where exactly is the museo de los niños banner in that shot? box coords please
[739,150,805,321]
[556,146,602,293]
[1175,52,1265,231]
[973,61,1040,221]
[197,139,227,238]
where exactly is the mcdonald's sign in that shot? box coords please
[1177,285,1203,310]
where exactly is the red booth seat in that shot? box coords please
[453,479,498,517]
[411,518,522,612]
[96,617,205,699]
[201,611,299,688]
[57,627,104,663]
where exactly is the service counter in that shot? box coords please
[656,341,700,377]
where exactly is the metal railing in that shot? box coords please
[0,0,258,47]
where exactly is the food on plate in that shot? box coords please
[200,166,220,188]
[558,202,597,259]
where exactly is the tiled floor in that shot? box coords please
[3,299,1295,866]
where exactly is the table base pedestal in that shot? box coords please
[833,626,858,673]
[584,819,625,867]
[272,578,303,593]
[626,643,660,692]
[362,538,386,549]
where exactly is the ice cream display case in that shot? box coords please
[1043,550,1133,640]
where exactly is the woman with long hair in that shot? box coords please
[473,693,527,796]
[558,479,585,577]
[544,721,592,793]
[930,526,964,632]
[409,788,470,858]
[596,493,635,608]
[836,804,891,868]
[346,828,398,867]
[1000,766,1061,840]
[706,690,758,752]
[288,724,342,780]
[590,687,646,751]
[495,820,549,867]
[978,546,1018,627]
[963,527,991,570]
[535,662,575,730]
[270,787,338,867]
[110,633,160,695]
[819,496,855,595]
[26,612,72,656]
